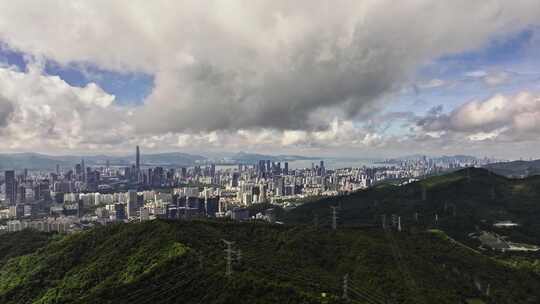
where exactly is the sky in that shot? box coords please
[0,1,539,159]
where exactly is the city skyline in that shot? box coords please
[1,143,489,223]
[0,1,539,159]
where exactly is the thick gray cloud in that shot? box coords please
[0,96,14,127]
[0,1,538,157]
[0,1,539,134]
[135,0,540,133]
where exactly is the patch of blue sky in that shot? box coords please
[427,28,536,77]
[0,43,154,105]
[389,28,540,116]
[0,44,26,70]
[392,73,538,116]
[430,28,540,82]
[383,121,412,137]
[44,62,154,105]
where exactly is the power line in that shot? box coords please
[330,206,338,230]
[222,239,235,277]
[347,287,384,304]
[241,246,386,304]
[342,273,350,301]
[125,239,389,304]
[347,282,386,304]
[347,277,387,303]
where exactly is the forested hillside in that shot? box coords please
[283,168,540,245]
[0,219,539,303]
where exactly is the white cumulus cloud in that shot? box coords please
[0,64,130,151]
[418,92,540,141]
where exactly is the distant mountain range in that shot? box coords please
[382,154,488,163]
[225,151,319,164]
[0,152,206,170]
[2,152,533,173]
[380,155,540,178]
[0,152,321,170]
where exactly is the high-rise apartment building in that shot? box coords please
[4,170,16,205]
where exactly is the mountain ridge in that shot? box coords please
[282,168,540,248]
[484,159,540,177]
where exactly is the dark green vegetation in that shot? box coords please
[284,168,540,247]
[484,159,540,178]
[0,230,53,266]
[1,220,539,304]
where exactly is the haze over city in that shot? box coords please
[0,1,538,158]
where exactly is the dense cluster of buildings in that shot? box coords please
[0,147,489,234]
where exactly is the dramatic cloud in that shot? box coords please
[417,92,540,141]
[0,1,538,156]
[0,64,131,151]
[0,1,539,135]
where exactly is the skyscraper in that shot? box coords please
[210,163,216,178]
[81,159,86,183]
[136,145,140,172]
[4,170,16,205]
[127,189,138,218]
